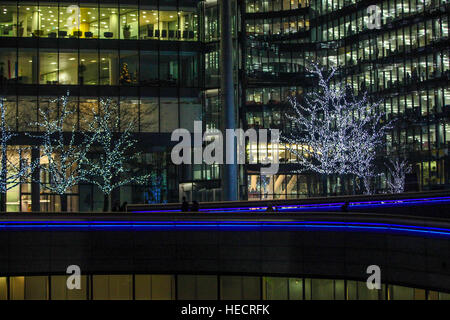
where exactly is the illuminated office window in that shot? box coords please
[93,275,132,300]
[0,3,18,37]
[10,276,48,300]
[51,275,88,300]
[220,276,260,300]
[135,275,175,300]
[177,275,218,300]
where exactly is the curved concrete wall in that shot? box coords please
[0,214,449,292]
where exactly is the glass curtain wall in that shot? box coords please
[0,1,199,40]
[1,274,449,300]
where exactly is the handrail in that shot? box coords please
[127,190,450,211]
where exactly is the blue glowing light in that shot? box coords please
[130,196,450,214]
[1,219,449,237]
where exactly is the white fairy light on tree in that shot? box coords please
[31,91,91,212]
[283,63,392,195]
[385,158,412,194]
[83,98,150,212]
[343,90,392,194]
[283,65,347,178]
[0,97,38,211]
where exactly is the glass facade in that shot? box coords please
[246,0,310,13]
[0,95,204,133]
[0,48,200,86]
[242,0,450,199]
[1,274,449,300]
[0,0,449,207]
[0,2,199,40]
[0,0,209,210]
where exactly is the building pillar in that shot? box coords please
[180,14,185,34]
[31,10,41,34]
[12,11,17,37]
[110,13,118,38]
[220,0,238,201]
[20,13,28,37]
[31,147,40,212]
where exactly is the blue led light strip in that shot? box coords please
[131,196,450,213]
[1,220,450,237]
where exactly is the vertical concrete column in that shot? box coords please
[109,57,118,85]
[22,14,28,37]
[220,0,238,201]
[31,147,40,212]
[110,13,118,38]
[32,10,40,33]
[180,14,185,36]
[12,11,17,37]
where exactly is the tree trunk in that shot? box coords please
[363,176,372,195]
[103,193,111,212]
[351,176,357,195]
[322,175,328,196]
[103,194,108,212]
[0,192,6,212]
[60,194,68,212]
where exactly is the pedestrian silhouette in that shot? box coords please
[181,197,189,212]
[112,200,120,212]
[191,200,199,212]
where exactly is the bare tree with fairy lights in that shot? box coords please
[343,90,392,194]
[283,63,392,195]
[83,98,150,212]
[385,157,412,194]
[0,97,38,211]
[31,92,92,212]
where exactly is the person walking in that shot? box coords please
[191,200,199,212]
[181,197,189,212]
